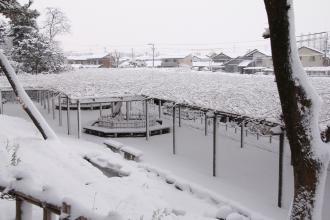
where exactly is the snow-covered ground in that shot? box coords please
[0,101,284,220]
[3,100,330,220]
[1,68,330,125]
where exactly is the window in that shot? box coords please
[310,56,316,62]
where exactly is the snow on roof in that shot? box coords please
[159,53,191,59]
[0,68,330,123]
[0,115,268,220]
[243,49,271,57]
[243,67,266,70]
[304,66,330,71]
[192,61,210,67]
[238,60,253,67]
[145,60,162,67]
[70,64,102,69]
[192,54,211,60]
[67,53,109,61]
[298,46,325,55]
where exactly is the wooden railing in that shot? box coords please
[0,186,87,220]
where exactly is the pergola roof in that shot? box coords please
[0,68,329,127]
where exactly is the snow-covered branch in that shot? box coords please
[0,52,58,140]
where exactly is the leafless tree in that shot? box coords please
[113,50,121,68]
[43,7,70,42]
[263,0,330,219]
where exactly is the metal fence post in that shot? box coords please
[145,100,149,140]
[213,115,217,177]
[77,100,81,139]
[66,96,71,135]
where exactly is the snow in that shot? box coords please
[66,53,109,61]
[238,60,253,67]
[0,113,273,220]
[145,60,162,67]
[70,64,102,69]
[0,52,58,141]
[216,205,233,219]
[193,61,211,67]
[1,68,330,127]
[104,139,124,150]
[3,96,330,219]
[121,146,143,158]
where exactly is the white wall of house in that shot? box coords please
[298,47,324,67]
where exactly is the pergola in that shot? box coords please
[0,86,286,208]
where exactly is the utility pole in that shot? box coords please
[148,43,155,68]
[325,32,329,66]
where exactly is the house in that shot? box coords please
[192,54,212,71]
[160,54,192,68]
[224,49,272,73]
[298,46,328,67]
[211,52,232,64]
[67,53,115,68]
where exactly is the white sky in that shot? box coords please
[18,0,330,54]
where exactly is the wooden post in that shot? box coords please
[240,120,245,148]
[213,115,217,177]
[43,91,47,110]
[278,132,285,208]
[126,101,129,121]
[47,91,50,114]
[58,95,62,126]
[172,106,176,155]
[43,208,51,220]
[60,202,71,220]
[145,100,149,140]
[67,96,71,135]
[77,100,81,139]
[16,198,22,220]
[99,103,103,117]
[204,112,208,136]
[41,91,44,106]
[158,100,162,119]
[37,90,40,103]
[52,93,55,120]
[178,105,181,127]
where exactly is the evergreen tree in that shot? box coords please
[11,32,65,74]
[0,19,7,45]
[6,0,39,47]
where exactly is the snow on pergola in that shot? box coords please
[0,68,330,125]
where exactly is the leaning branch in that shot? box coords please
[0,52,58,140]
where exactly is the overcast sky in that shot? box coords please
[18,0,330,54]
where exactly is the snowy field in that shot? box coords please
[2,100,330,220]
[1,68,330,125]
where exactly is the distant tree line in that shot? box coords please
[0,0,70,74]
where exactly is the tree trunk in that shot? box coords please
[0,52,57,140]
[264,0,329,219]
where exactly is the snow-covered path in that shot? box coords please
[4,101,330,220]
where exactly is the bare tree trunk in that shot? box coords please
[264,0,329,219]
[0,52,57,140]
